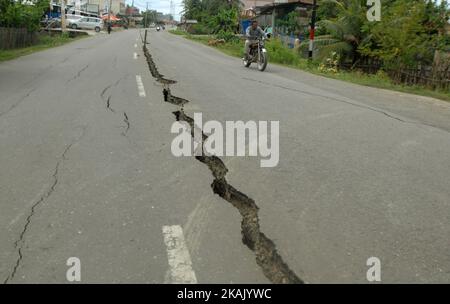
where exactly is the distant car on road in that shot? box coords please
[69,17,103,32]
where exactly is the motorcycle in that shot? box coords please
[243,37,268,72]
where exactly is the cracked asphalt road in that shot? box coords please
[1,29,449,283]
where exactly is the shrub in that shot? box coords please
[318,51,340,73]
[216,30,238,42]
[266,38,299,65]
[0,0,48,31]
[190,23,211,35]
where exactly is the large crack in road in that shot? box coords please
[143,41,303,284]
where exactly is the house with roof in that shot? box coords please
[239,0,315,36]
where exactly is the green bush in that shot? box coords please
[190,23,211,35]
[208,7,238,34]
[266,38,299,65]
[216,30,238,42]
[359,0,449,69]
[0,0,48,31]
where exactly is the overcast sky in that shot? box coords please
[126,0,184,20]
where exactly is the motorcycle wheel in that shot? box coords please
[257,52,267,71]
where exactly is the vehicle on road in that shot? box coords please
[243,38,268,72]
[41,17,61,29]
[65,14,83,26]
[156,26,161,31]
[68,8,99,18]
[69,17,103,32]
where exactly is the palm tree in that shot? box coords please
[310,0,369,64]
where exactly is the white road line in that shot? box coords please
[162,225,198,284]
[133,52,138,59]
[134,43,137,48]
[135,75,146,97]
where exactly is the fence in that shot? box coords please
[339,59,450,91]
[0,27,38,50]
[388,68,450,91]
[278,33,296,49]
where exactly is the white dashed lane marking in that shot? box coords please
[135,75,146,97]
[162,225,197,284]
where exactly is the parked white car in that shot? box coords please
[65,14,83,26]
[69,17,103,32]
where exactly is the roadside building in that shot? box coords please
[178,19,198,33]
[240,0,314,36]
[125,6,140,16]
[84,0,126,15]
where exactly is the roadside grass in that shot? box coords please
[168,29,187,36]
[322,71,450,102]
[0,33,86,63]
[170,31,450,102]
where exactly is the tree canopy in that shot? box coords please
[0,0,49,31]
[314,0,449,68]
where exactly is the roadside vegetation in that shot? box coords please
[0,0,85,62]
[170,30,450,101]
[0,0,49,31]
[177,0,450,101]
[0,33,84,62]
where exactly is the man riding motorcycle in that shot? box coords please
[244,20,267,61]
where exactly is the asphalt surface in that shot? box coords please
[1,28,449,283]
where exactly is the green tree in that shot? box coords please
[313,0,369,63]
[182,0,203,20]
[277,10,302,35]
[208,7,239,40]
[317,0,339,20]
[0,0,48,31]
[359,0,449,69]
[182,0,241,26]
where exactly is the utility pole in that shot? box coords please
[308,0,317,60]
[145,2,149,28]
[61,0,66,32]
